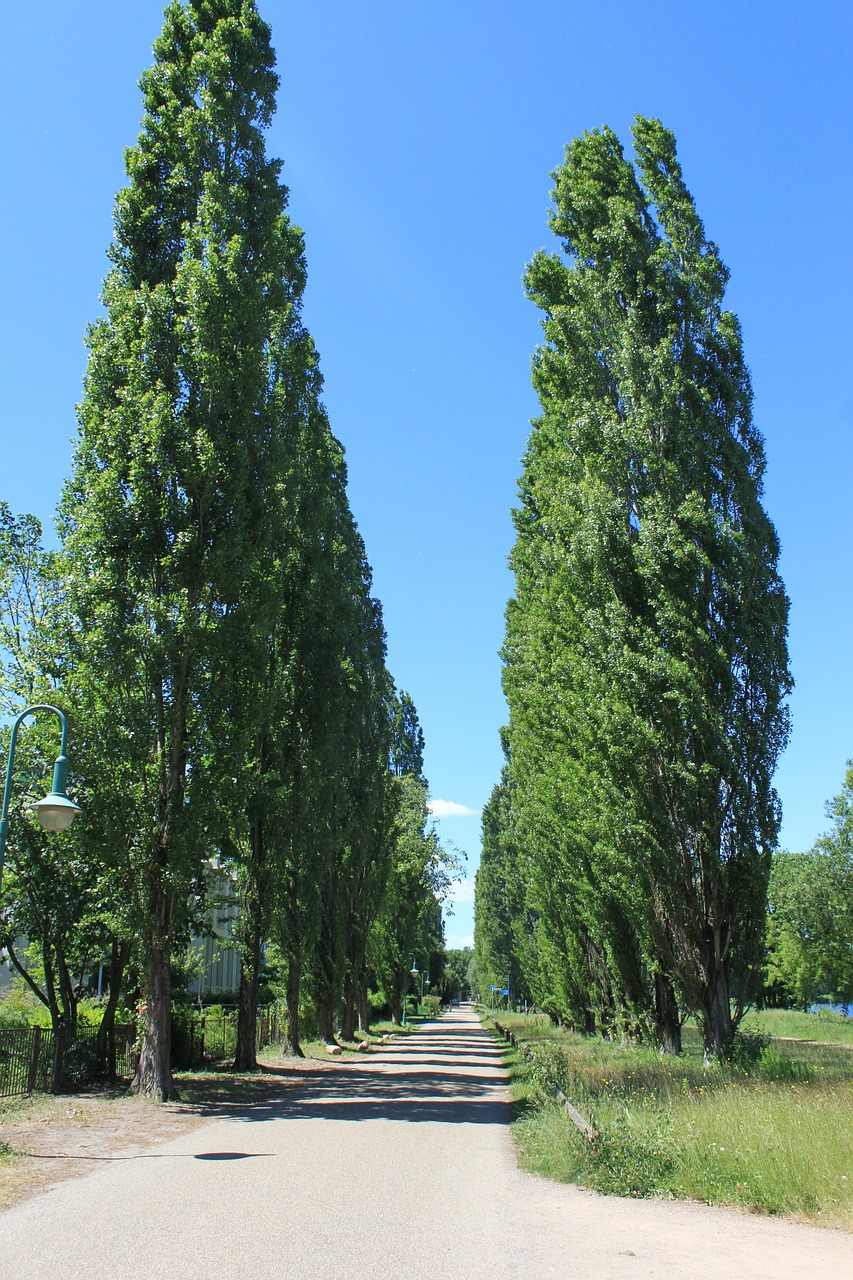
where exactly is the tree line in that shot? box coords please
[0,0,452,1100]
[765,764,853,1011]
[475,119,794,1060]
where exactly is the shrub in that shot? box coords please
[583,1114,677,1197]
[726,1029,769,1070]
[63,1032,101,1083]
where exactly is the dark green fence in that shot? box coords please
[1,1004,286,1095]
[0,1023,135,1098]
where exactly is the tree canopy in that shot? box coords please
[483,117,791,1057]
[0,0,450,1096]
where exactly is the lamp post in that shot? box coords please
[403,954,418,1027]
[412,961,429,1008]
[0,704,82,884]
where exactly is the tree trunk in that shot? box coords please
[317,998,335,1045]
[654,970,682,1055]
[50,1019,66,1094]
[56,936,79,1046]
[234,926,262,1070]
[132,905,178,1101]
[234,819,266,1071]
[700,937,732,1062]
[340,975,356,1042]
[286,959,303,1057]
[96,938,132,1076]
[40,931,71,1093]
[357,984,370,1034]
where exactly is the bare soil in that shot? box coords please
[0,1085,209,1211]
[0,1053,352,1212]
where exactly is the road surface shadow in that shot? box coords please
[177,1025,511,1126]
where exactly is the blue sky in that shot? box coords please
[2,2,852,949]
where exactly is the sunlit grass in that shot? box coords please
[674,1084,853,1223]
[485,1010,853,1228]
[741,1008,853,1045]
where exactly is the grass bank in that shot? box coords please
[486,1010,853,1230]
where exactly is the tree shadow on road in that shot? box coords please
[174,1041,511,1126]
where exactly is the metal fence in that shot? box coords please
[171,1008,237,1069]
[0,1023,136,1098]
[0,1004,285,1096]
[171,1003,287,1069]
[256,1003,284,1052]
[0,1026,53,1096]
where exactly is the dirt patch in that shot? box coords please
[0,1049,393,1213]
[0,1085,213,1211]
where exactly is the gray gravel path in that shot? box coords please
[1,1006,850,1279]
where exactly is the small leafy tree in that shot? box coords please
[767,766,853,1008]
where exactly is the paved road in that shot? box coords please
[1,1007,850,1279]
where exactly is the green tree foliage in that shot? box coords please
[0,508,100,1087]
[497,118,791,1058]
[473,768,536,1008]
[369,720,455,1027]
[376,778,448,1021]
[57,0,332,1098]
[440,947,475,1002]
[0,3,450,1088]
[766,765,853,1008]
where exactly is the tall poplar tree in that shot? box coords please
[502,118,791,1058]
[59,0,316,1098]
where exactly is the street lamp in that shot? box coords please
[0,704,82,883]
[402,954,418,1027]
[411,958,430,1008]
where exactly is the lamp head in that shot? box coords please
[33,791,82,833]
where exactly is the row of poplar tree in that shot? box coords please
[475,119,793,1061]
[0,1,451,1100]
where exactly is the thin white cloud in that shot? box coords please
[445,932,474,950]
[447,880,475,905]
[429,798,480,819]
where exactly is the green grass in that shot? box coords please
[486,1011,853,1229]
[740,1008,853,1045]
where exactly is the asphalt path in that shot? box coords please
[1,1006,851,1279]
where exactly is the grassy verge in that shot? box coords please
[740,1008,853,1045]
[485,1010,853,1230]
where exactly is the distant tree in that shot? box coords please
[370,773,453,1025]
[501,117,791,1058]
[473,768,534,1008]
[441,948,474,1002]
[766,765,853,1008]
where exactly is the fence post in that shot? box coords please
[27,1026,42,1092]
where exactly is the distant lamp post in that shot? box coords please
[403,954,419,1027]
[412,958,429,1007]
[0,705,82,883]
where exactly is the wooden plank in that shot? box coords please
[493,1018,597,1139]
